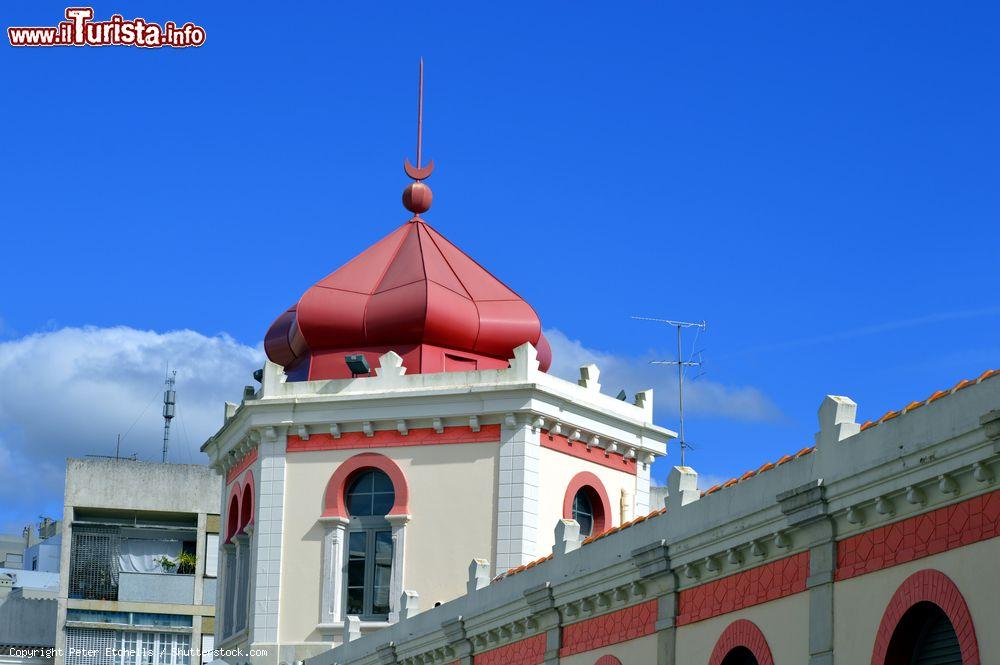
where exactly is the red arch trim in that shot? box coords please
[563,471,612,536]
[708,619,775,665]
[594,657,623,665]
[240,471,255,530]
[323,453,410,518]
[225,485,241,543]
[871,568,980,665]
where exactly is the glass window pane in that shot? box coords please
[347,559,366,587]
[347,531,366,559]
[346,586,364,615]
[371,471,393,493]
[345,470,395,517]
[347,492,372,516]
[372,583,390,615]
[374,531,393,561]
[371,492,394,516]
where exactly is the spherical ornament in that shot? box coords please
[403,182,433,214]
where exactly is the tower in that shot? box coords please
[202,62,672,662]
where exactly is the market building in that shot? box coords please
[203,72,1000,665]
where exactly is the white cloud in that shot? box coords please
[0,326,263,533]
[544,328,781,423]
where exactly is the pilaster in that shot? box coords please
[253,429,287,644]
[495,416,540,573]
[319,516,349,626]
[386,514,410,623]
[778,479,834,665]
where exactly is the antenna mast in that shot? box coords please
[632,316,706,466]
[161,370,177,463]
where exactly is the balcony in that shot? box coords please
[118,571,195,605]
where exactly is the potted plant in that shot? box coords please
[177,551,197,575]
[155,555,178,573]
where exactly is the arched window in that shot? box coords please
[563,472,611,537]
[344,469,395,620]
[226,493,240,543]
[872,569,979,665]
[720,646,760,665]
[572,488,596,537]
[346,469,395,516]
[708,620,774,665]
[240,477,254,531]
[884,602,961,664]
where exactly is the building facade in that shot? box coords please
[202,96,999,664]
[309,371,1000,665]
[0,568,58,665]
[202,215,671,663]
[54,459,220,665]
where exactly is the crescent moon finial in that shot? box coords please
[403,58,434,215]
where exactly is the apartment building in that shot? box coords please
[54,459,220,665]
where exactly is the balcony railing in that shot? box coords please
[118,571,195,605]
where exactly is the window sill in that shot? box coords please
[317,620,391,636]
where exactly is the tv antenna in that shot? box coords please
[632,316,707,466]
[162,369,177,463]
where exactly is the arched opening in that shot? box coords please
[720,646,759,665]
[572,486,598,537]
[345,469,395,517]
[240,478,254,531]
[871,569,979,665]
[322,452,410,518]
[883,602,962,665]
[344,468,395,620]
[562,472,611,537]
[708,620,774,665]
[226,493,240,542]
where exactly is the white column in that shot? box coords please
[252,433,287,644]
[495,416,540,573]
[635,455,652,516]
[319,516,349,626]
[386,514,410,623]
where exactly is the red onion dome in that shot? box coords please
[264,219,552,380]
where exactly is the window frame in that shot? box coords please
[343,517,393,621]
[341,468,396,622]
[572,489,596,537]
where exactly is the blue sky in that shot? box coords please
[2,2,999,531]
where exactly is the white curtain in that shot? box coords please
[118,539,183,574]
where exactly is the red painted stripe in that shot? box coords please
[558,599,658,657]
[226,447,258,485]
[473,634,546,665]
[676,552,809,626]
[287,424,500,452]
[541,430,637,476]
[836,488,1000,581]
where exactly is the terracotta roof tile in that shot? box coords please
[857,368,997,434]
[492,507,668,583]
[492,370,999,585]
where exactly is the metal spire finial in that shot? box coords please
[403,58,434,216]
[404,58,434,182]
